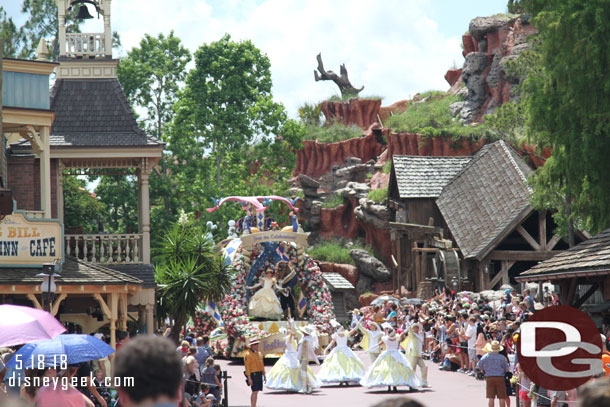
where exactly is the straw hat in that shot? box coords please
[381,322,393,331]
[329,319,341,329]
[368,322,381,331]
[351,308,361,315]
[483,340,504,353]
[411,322,423,331]
[248,338,260,346]
[299,325,316,336]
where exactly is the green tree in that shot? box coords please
[117,31,190,140]
[173,34,289,190]
[62,176,105,233]
[94,175,138,233]
[0,7,20,57]
[154,216,231,340]
[524,0,610,235]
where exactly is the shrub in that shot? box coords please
[382,160,392,174]
[306,238,375,265]
[298,102,322,126]
[321,193,344,208]
[304,123,362,143]
[367,186,388,203]
[386,91,458,132]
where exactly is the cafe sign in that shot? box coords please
[0,212,63,267]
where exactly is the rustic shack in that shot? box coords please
[387,155,471,293]
[436,141,581,292]
[321,272,355,322]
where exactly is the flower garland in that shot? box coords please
[194,241,336,355]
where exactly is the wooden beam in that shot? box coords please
[51,293,67,316]
[517,224,541,251]
[26,293,43,310]
[539,210,547,250]
[490,271,504,290]
[547,235,562,250]
[412,247,440,253]
[93,293,112,319]
[573,283,600,308]
[488,250,562,261]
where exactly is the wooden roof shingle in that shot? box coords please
[322,272,355,291]
[436,141,533,260]
[518,229,610,280]
[392,155,472,198]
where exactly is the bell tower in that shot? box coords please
[54,0,116,78]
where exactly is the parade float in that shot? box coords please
[194,196,336,358]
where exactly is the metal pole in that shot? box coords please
[222,371,231,407]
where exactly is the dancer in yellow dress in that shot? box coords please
[317,320,365,385]
[247,269,283,320]
[360,326,422,392]
[265,321,321,392]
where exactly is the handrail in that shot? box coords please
[65,32,106,57]
[65,233,143,264]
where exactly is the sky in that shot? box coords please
[3,0,509,117]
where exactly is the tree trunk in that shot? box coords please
[170,312,186,344]
[216,154,222,190]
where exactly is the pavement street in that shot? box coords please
[217,351,497,407]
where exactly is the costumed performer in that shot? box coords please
[297,325,321,394]
[266,320,321,392]
[247,268,283,320]
[401,322,429,388]
[356,320,383,363]
[317,320,365,385]
[275,261,297,319]
[360,326,422,392]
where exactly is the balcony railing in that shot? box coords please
[65,33,106,58]
[65,233,143,264]
[24,210,45,219]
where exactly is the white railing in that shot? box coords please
[24,210,45,219]
[65,33,106,58]
[65,233,143,264]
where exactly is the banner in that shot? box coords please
[240,231,308,249]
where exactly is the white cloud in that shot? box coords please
[82,0,479,117]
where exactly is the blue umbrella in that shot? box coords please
[6,334,114,369]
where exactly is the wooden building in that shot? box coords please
[0,0,162,348]
[436,141,580,292]
[322,272,355,322]
[388,155,471,292]
[516,229,610,317]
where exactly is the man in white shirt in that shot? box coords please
[464,316,478,374]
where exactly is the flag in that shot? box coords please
[207,301,224,327]
[276,245,290,261]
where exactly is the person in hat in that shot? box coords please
[350,308,363,329]
[355,321,383,363]
[244,338,265,407]
[318,320,365,386]
[266,321,320,392]
[402,322,429,388]
[296,325,320,394]
[477,341,510,407]
[360,326,422,392]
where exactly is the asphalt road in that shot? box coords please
[217,350,496,407]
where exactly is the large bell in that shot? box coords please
[76,5,94,19]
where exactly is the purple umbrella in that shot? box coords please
[0,304,66,347]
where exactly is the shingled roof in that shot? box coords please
[436,140,533,260]
[517,229,610,282]
[106,263,156,288]
[322,272,355,291]
[12,78,163,149]
[0,257,143,285]
[392,155,472,198]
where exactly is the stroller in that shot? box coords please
[430,346,442,364]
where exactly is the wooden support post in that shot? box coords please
[109,293,118,350]
[539,210,547,250]
[51,293,67,316]
[26,293,43,310]
[573,283,600,308]
[119,293,128,331]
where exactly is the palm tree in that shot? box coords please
[155,217,231,341]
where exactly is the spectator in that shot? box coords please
[183,347,200,396]
[369,396,426,407]
[577,379,610,407]
[36,366,94,407]
[523,289,535,312]
[602,339,610,378]
[113,335,183,407]
[478,341,510,407]
[195,337,210,368]
[201,358,222,403]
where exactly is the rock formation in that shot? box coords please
[320,98,381,129]
[449,15,537,123]
[349,249,391,282]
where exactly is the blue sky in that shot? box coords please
[4,0,509,117]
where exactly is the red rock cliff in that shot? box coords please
[320,99,381,129]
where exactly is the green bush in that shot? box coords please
[367,186,388,203]
[304,123,362,143]
[306,238,375,265]
[321,193,344,208]
[298,102,322,126]
[327,94,384,102]
[382,160,392,174]
[386,91,458,132]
